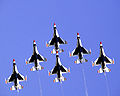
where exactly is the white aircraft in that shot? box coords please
[48,51,70,83]
[70,33,91,64]
[5,59,27,91]
[92,42,114,73]
[46,23,67,54]
[26,40,47,71]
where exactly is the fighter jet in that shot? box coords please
[26,40,47,71]
[92,42,114,73]
[46,23,67,54]
[5,59,27,91]
[69,33,91,64]
[48,51,70,83]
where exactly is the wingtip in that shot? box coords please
[92,62,94,67]
[25,76,27,81]
[65,41,68,44]
[112,58,114,64]
[5,79,7,84]
[25,60,28,65]
[45,58,47,61]
[89,49,91,54]
[53,79,55,83]
[69,52,72,57]
[46,43,49,47]
[41,67,44,69]
[48,72,51,76]
[68,68,70,73]
[22,86,23,89]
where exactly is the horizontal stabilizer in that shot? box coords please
[105,67,111,73]
[61,76,67,82]
[18,84,23,90]
[53,78,59,83]
[97,67,111,73]
[31,65,44,71]
[97,68,103,73]
[51,49,64,54]
[10,86,16,91]
[51,49,56,54]
[59,49,64,53]
[30,66,36,71]
[74,59,80,64]
[74,58,88,64]
[53,77,66,83]
[10,84,23,91]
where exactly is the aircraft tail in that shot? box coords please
[18,84,23,90]
[74,58,88,64]
[97,67,111,73]
[10,86,16,91]
[74,59,80,64]
[10,84,23,91]
[30,65,44,71]
[51,49,64,54]
[53,77,66,83]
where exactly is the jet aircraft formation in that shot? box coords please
[5,23,114,91]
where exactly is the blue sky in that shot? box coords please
[0,0,120,96]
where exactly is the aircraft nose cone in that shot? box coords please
[13,59,15,62]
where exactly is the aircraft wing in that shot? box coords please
[92,57,101,66]
[17,73,25,82]
[81,47,90,54]
[47,37,55,46]
[27,55,35,64]
[6,74,14,83]
[105,56,113,64]
[58,37,67,44]
[70,47,79,56]
[60,65,68,73]
[50,66,58,75]
[37,54,46,62]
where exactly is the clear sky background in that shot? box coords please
[0,0,120,96]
